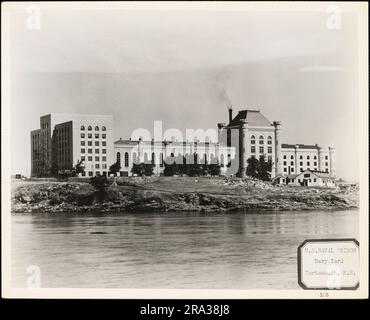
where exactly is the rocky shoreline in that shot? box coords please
[11,177,359,214]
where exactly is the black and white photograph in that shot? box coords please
[1,2,368,299]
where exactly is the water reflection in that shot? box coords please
[12,210,358,289]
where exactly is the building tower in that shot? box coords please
[329,146,335,177]
[294,144,299,173]
[238,118,248,178]
[273,121,282,177]
[317,145,323,171]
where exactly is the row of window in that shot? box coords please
[250,135,272,145]
[116,152,233,168]
[80,125,106,131]
[251,146,272,154]
[81,141,107,146]
[283,161,328,167]
[81,156,107,162]
[283,167,329,173]
[283,154,329,160]
[81,133,106,139]
[81,148,107,154]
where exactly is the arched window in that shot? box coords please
[116,152,121,165]
[259,136,264,144]
[194,153,198,165]
[314,156,317,160]
[203,154,208,164]
[102,126,106,131]
[95,126,99,131]
[124,152,129,167]
[151,152,155,165]
[88,126,92,131]
[267,136,272,145]
[307,155,310,159]
[80,125,85,131]
[291,155,294,159]
[251,135,256,145]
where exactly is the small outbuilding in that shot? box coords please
[272,170,336,188]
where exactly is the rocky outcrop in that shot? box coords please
[11,178,359,214]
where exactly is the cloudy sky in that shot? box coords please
[5,3,362,181]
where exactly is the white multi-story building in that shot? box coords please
[31,114,114,177]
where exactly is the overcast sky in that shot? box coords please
[6,3,361,181]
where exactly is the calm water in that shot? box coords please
[11,210,358,289]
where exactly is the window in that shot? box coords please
[300,168,303,172]
[259,136,264,144]
[314,178,316,182]
[314,156,317,160]
[80,125,85,131]
[300,155,303,159]
[102,126,106,131]
[291,161,294,166]
[88,149,92,154]
[95,156,99,161]
[88,133,92,139]
[88,156,92,161]
[291,168,294,173]
[102,156,106,162]
[88,141,92,146]
[292,179,295,182]
[284,168,287,172]
[81,148,85,154]
[102,164,107,169]
[88,171,93,177]
[251,135,255,144]
[151,152,155,165]
[102,141,106,146]
[81,133,85,138]
[314,162,317,166]
[125,152,129,167]
[102,149,106,154]
[283,155,287,159]
[95,141,99,146]
[251,146,256,153]
[283,161,287,165]
[268,147,272,154]
[95,126,99,131]
[325,162,328,166]
[81,156,85,161]
[307,155,310,159]
[325,155,328,160]
[267,136,272,145]
[307,162,310,166]
[95,134,99,139]
[300,161,303,166]
[268,155,272,163]
[160,153,164,167]
[88,126,92,131]
[95,164,100,169]
[81,141,85,146]
[259,146,264,154]
[117,152,121,165]
[102,134,106,139]
[95,149,100,154]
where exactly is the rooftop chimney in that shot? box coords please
[227,105,233,123]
